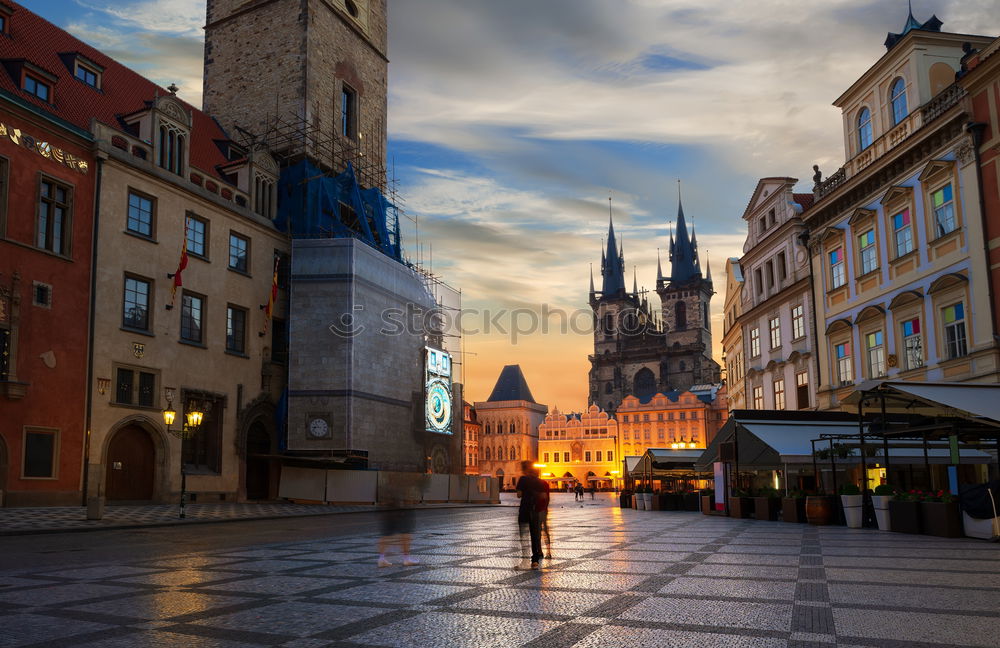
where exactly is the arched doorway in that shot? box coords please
[105,424,155,502]
[244,420,272,500]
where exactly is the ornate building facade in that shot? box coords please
[462,401,481,475]
[721,259,746,410]
[616,385,728,458]
[537,405,620,490]
[588,199,721,414]
[474,365,547,490]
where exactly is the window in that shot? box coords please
[901,318,923,370]
[621,415,628,423]
[37,178,71,255]
[23,75,50,102]
[226,305,247,354]
[890,78,907,126]
[942,302,967,359]
[127,191,154,237]
[829,248,845,288]
[836,342,853,385]
[509,423,515,434]
[33,282,51,308]
[892,209,913,257]
[543,452,549,463]
[679,412,686,420]
[341,83,358,139]
[563,452,570,463]
[754,267,763,296]
[866,331,886,378]
[180,292,204,344]
[114,366,157,407]
[768,208,776,227]
[752,386,764,409]
[74,62,100,89]
[182,396,221,473]
[185,214,207,258]
[254,174,275,219]
[769,316,781,349]
[857,107,873,151]
[858,230,877,275]
[122,275,151,331]
[585,451,591,462]
[766,261,774,289]
[675,301,686,329]
[792,305,805,339]
[750,327,760,357]
[777,252,786,283]
[773,379,785,410]
[796,371,809,409]
[23,429,57,478]
[932,184,956,237]
[158,124,186,176]
[607,451,613,462]
[596,451,603,461]
[229,232,249,273]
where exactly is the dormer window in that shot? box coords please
[857,108,873,151]
[23,74,50,102]
[0,4,11,35]
[889,78,907,125]
[158,123,185,176]
[73,59,102,90]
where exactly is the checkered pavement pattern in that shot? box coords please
[1,494,999,647]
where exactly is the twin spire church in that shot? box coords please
[588,195,721,413]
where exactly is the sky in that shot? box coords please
[31,0,1000,411]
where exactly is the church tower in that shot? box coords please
[203,0,388,188]
[656,193,720,389]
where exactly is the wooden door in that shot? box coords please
[105,425,155,501]
[244,421,271,500]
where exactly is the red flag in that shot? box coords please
[166,219,189,310]
[259,255,279,336]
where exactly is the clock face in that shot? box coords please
[425,380,452,433]
[308,418,329,438]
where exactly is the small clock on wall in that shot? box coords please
[307,415,331,439]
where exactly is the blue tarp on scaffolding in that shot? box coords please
[276,159,401,261]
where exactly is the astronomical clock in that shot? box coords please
[424,347,453,434]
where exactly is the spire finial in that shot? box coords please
[632,266,638,295]
[590,263,596,294]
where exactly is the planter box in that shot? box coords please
[872,495,892,531]
[889,499,921,534]
[920,501,963,538]
[729,496,754,519]
[651,494,663,511]
[754,496,781,521]
[806,496,836,525]
[631,494,638,509]
[683,492,701,511]
[662,493,682,511]
[619,493,632,508]
[701,495,714,515]
[782,497,807,523]
[841,494,863,529]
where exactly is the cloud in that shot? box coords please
[75,0,204,37]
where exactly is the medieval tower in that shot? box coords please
[589,195,720,413]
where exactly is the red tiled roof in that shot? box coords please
[0,2,232,183]
[792,193,815,211]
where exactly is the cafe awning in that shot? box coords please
[842,380,1000,429]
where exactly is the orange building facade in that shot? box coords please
[616,385,729,458]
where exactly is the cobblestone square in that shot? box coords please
[2,494,999,647]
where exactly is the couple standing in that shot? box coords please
[516,460,551,570]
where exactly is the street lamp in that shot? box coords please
[162,394,207,519]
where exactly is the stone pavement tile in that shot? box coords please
[0,583,142,606]
[399,567,521,585]
[346,610,562,648]
[420,544,505,556]
[277,639,335,648]
[794,582,829,602]
[521,570,651,592]
[209,559,333,574]
[596,550,692,562]
[828,582,1000,612]
[215,549,309,559]
[189,601,388,638]
[825,567,997,588]
[79,628,261,647]
[687,564,800,581]
[821,555,1000,573]
[0,576,62,589]
[32,565,160,580]
[833,608,1000,647]
[113,569,241,588]
[158,623,292,646]
[451,587,614,617]
[315,581,471,605]
[302,563,418,578]
[718,545,802,555]
[462,557,566,569]
[562,559,667,574]
[131,556,246,570]
[567,624,788,648]
[791,602,834,635]
[67,591,254,621]
[269,551,374,563]
[705,553,802,566]
[0,612,113,646]
[659,576,797,601]
[620,596,793,631]
[193,575,356,596]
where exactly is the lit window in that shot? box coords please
[180,292,204,344]
[122,276,151,331]
[585,451,591,462]
[932,184,956,237]
[858,107,873,150]
[607,451,613,462]
[229,233,249,273]
[773,379,785,410]
[830,248,846,288]
[942,303,967,359]
[792,304,805,339]
[127,191,154,237]
[543,452,549,463]
[890,78,907,126]
[37,179,71,255]
[750,326,760,357]
[901,318,922,370]
[752,386,764,409]
[866,330,886,378]
[892,210,913,257]
[563,452,569,462]
[836,342,853,385]
[23,75,50,102]
[185,215,207,257]
[596,451,602,461]
[858,230,877,275]
[769,316,781,349]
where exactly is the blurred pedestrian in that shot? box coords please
[588,484,595,500]
[377,494,419,567]
[574,482,584,501]
[538,474,552,559]
[516,460,544,569]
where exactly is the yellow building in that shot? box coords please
[537,405,620,490]
[616,385,728,458]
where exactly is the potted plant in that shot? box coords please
[782,489,808,523]
[619,488,633,509]
[872,484,894,531]
[839,484,863,528]
[806,491,836,525]
[701,488,715,515]
[754,487,782,521]
[889,489,923,534]
[651,489,663,511]
[729,489,754,519]
[920,490,963,538]
[642,486,654,510]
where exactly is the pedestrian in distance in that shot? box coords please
[589,484,595,500]
[376,493,419,567]
[575,482,584,502]
[516,460,545,569]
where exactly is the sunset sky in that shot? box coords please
[35,0,1000,411]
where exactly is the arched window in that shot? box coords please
[509,422,516,434]
[675,301,687,330]
[510,447,517,460]
[889,78,907,126]
[484,447,491,461]
[634,368,656,403]
[857,107,873,151]
[484,423,490,435]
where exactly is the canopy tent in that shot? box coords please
[843,380,1000,430]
